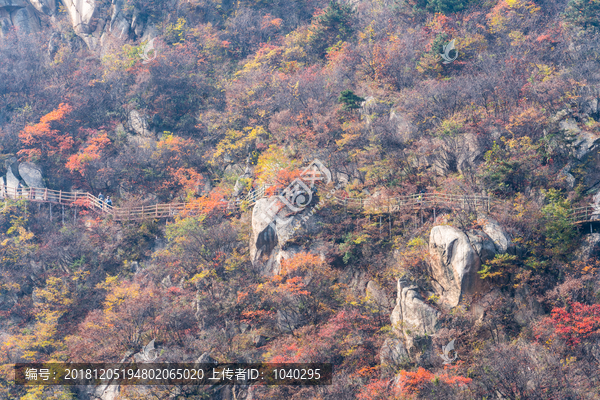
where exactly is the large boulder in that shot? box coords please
[18,162,44,188]
[380,337,409,371]
[481,218,511,253]
[573,131,600,160]
[127,110,151,136]
[6,165,20,193]
[0,2,40,35]
[390,280,440,350]
[0,0,27,5]
[109,0,130,40]
[428,225,490,307]
[250,193,322,276]
[29,0,55,15]
[575,233,600,261]
[62,0,97,35]
[466,230,497,263]
[250,198,280,275]
[0,9,11,38]
[12,5,40,32]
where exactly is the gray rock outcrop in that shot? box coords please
[575,233,600,261]
[232,165,252,197]
[380,337,409,370]
[29,0,55,15]
[196,352,218,365]
[429,225,492,307]
[62,0,97,35]
[0,1,40,37]
[109,0,130,40]
[0,0,28,6]
[18,162,44,188]
[250,198,281,275]
[6,164,20,191]
[466,230,497,263]
[573,131,600,160]
[366,280,392,312]
[127,110,151,136]
[390,280,440,350]
[481,218,511,253]
[250,194,322,276]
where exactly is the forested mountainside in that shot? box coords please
[1,0,600,398]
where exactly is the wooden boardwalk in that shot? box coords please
[0,184,595,225]
[0,184,267,221]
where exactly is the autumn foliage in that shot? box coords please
[2,0,600,398]
[399,367,472,394]
[18,103,73,161]
[539,302,600,346]
[65,129,111,175]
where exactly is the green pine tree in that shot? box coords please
[338,90,365,111]
[564,0,600,31]
[308,1,355,57]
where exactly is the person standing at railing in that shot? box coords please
[106,196,112,207]
[98,192,104,209]
[17,182,22,198]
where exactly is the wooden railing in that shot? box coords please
[0,184,270,221]
[330,192,492,213]
[570,205,600,224]
[1,184,597,225]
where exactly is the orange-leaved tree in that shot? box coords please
[256,252,339,336]
[399,367,472,395]
[65,129,111,176]
[18,103,73,163]
[537,301,600,346]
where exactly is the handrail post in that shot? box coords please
[44,188,48,201]
[59,190,62,204]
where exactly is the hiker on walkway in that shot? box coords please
[106,196,112,207]
[98,192,104,209]
[17,182,22,198]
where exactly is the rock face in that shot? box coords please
[28,0,55,15]
[6,163,20,190]
[573,131,600,160]
[18,162,44,188]
[109,0,129,39]
[390,280,440,350]
[250,195,322,276]
[128,110,151,136]
[250,198,280,275]
[575,233,600,261]
[481,218,511,253]
[62,0,97,35]
[2,160,45,199]
[428,225,494,307]
[232,165,252,197]
[380,337,409,370]
[0,1,40,37]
